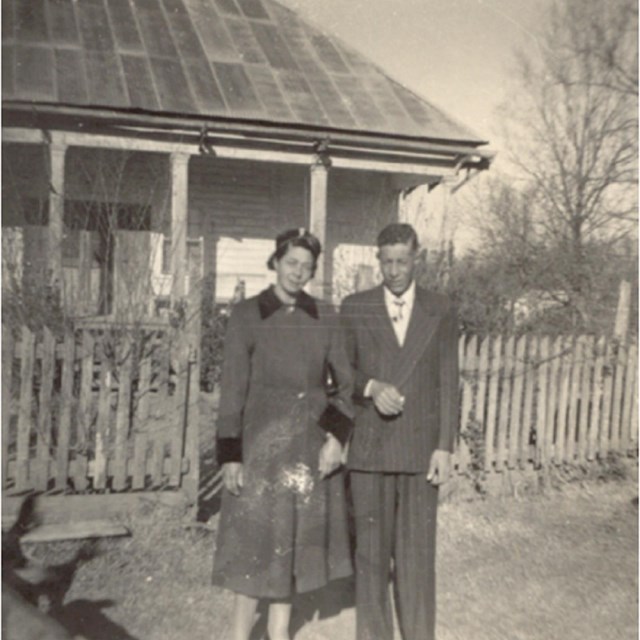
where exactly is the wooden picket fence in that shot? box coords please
[454,334,638,472]
[1,320,200,500]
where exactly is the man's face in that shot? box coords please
[377,241,417,296]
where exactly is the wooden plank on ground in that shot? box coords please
[132,354,151,490]
[521,336,537,467]
[508,335,526,469]
[576,336,595,464]
[94,337,111,490]
[75,330,95,491]
[457,334,476,474]
[113,334,133,491]
[587,337,606,461]
[496,335,514,471]
[620,343,637,452]
[35,328,55,491]
[2,330,15,488]
[21,521,130,543]
[16,327,35,491]
[566,337,584,462]
[55,330,75,490]
[484,336,501,472]
[545,336,562,463]
[535,336,550,466]
[554,336,574,464]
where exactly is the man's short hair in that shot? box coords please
[376,223,419,251]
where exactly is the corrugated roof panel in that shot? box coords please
[121,54,160,110]
[2,0,16,41]
[251,22,298,71]
[163,0,211,60]
[77,1,116,51]
[136,5,179,58]
[15,45,55,99]
[214,0,242,17]
[47,0,80,45]
[332,75,385,129]
[236,0,270,21]
[15,0,49,43]
[184,0,239,62]
[2,46,16,96]
[182,56,227,113]
[245,65,293,120]
[362,74,418,131]
[213,61,262,113]
[107,0,145,52]
[84,49,129,106]
[333,43,377,76]
[277,70,329,125]
[225,17,267,64]
[304,68,357,128]
[310,33,350,74]
[55,48,89,104]
[275,19,324,76]
[149,57,196,113]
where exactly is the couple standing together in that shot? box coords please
[213,223,459,640]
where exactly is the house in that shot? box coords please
[2,0,492,316]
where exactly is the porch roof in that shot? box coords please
[3,0,487,151]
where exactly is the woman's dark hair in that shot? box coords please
[267,228,322,272]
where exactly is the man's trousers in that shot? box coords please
[350,471,439,640]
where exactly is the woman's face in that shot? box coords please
[274,245,315,297]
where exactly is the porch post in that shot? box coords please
[308,161,328,299]
[170,153,189,301]
[48,142,67,290]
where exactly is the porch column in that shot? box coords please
[48,142,67,290]
[170,153,189,301]
[308,162,328,299]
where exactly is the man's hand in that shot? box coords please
[222,462,244,496]
[369,380,405,416]
[426,449,450,486]
[319,434,343,479]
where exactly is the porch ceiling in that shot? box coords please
[3,0,488,152]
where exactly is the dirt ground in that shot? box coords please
[25,472,637,640]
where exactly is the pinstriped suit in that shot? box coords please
[340,284,459,640]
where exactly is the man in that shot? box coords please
[340,223,459,640]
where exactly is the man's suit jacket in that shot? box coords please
[340,284,459,473]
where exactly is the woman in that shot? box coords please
[212,228,354,640]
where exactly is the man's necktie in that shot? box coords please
[392,299,405,322]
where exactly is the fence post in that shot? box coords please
[16,327,35,491]
[35,328,55,491]
[535,337,550,466]
[508,335,526,469]
[555,336,574,465]
[2,330,14,489]
[484,336,501,472]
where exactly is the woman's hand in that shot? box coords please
[319,434,343,479]
[222,462,244,496]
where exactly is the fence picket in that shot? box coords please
[566,337,584,462]
[113,335,133,491]
[508,335,526,469]
[545,337,563,463]
[609,341,626,451]
[535,337,550,466]
[576,336,595,463]
[75,331,94,491]
[55,331,75,490]
[457,335,476,473]
[554,336,574,464]
[630,348,638,448]
[620,343,637,453]
[151,341,171,485]
[132,354,152,490]
[16,327,35,490]
[170,342,189,487]
[587,337,606,461]
[2,330,14,488]
[35,328,55,491]
[484,337,501,471]
[475,336,490,443]
[520,336,537,468]
[496,336,514,471]
[94,337,112,490]
[598,340,614,459]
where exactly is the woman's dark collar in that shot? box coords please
[258,286,318,320]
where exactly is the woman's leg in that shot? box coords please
[231,593,259,640]
[267,600,292,640]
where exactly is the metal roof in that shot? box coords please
[3,0,485,146]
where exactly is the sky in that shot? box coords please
[278,0,552,159]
